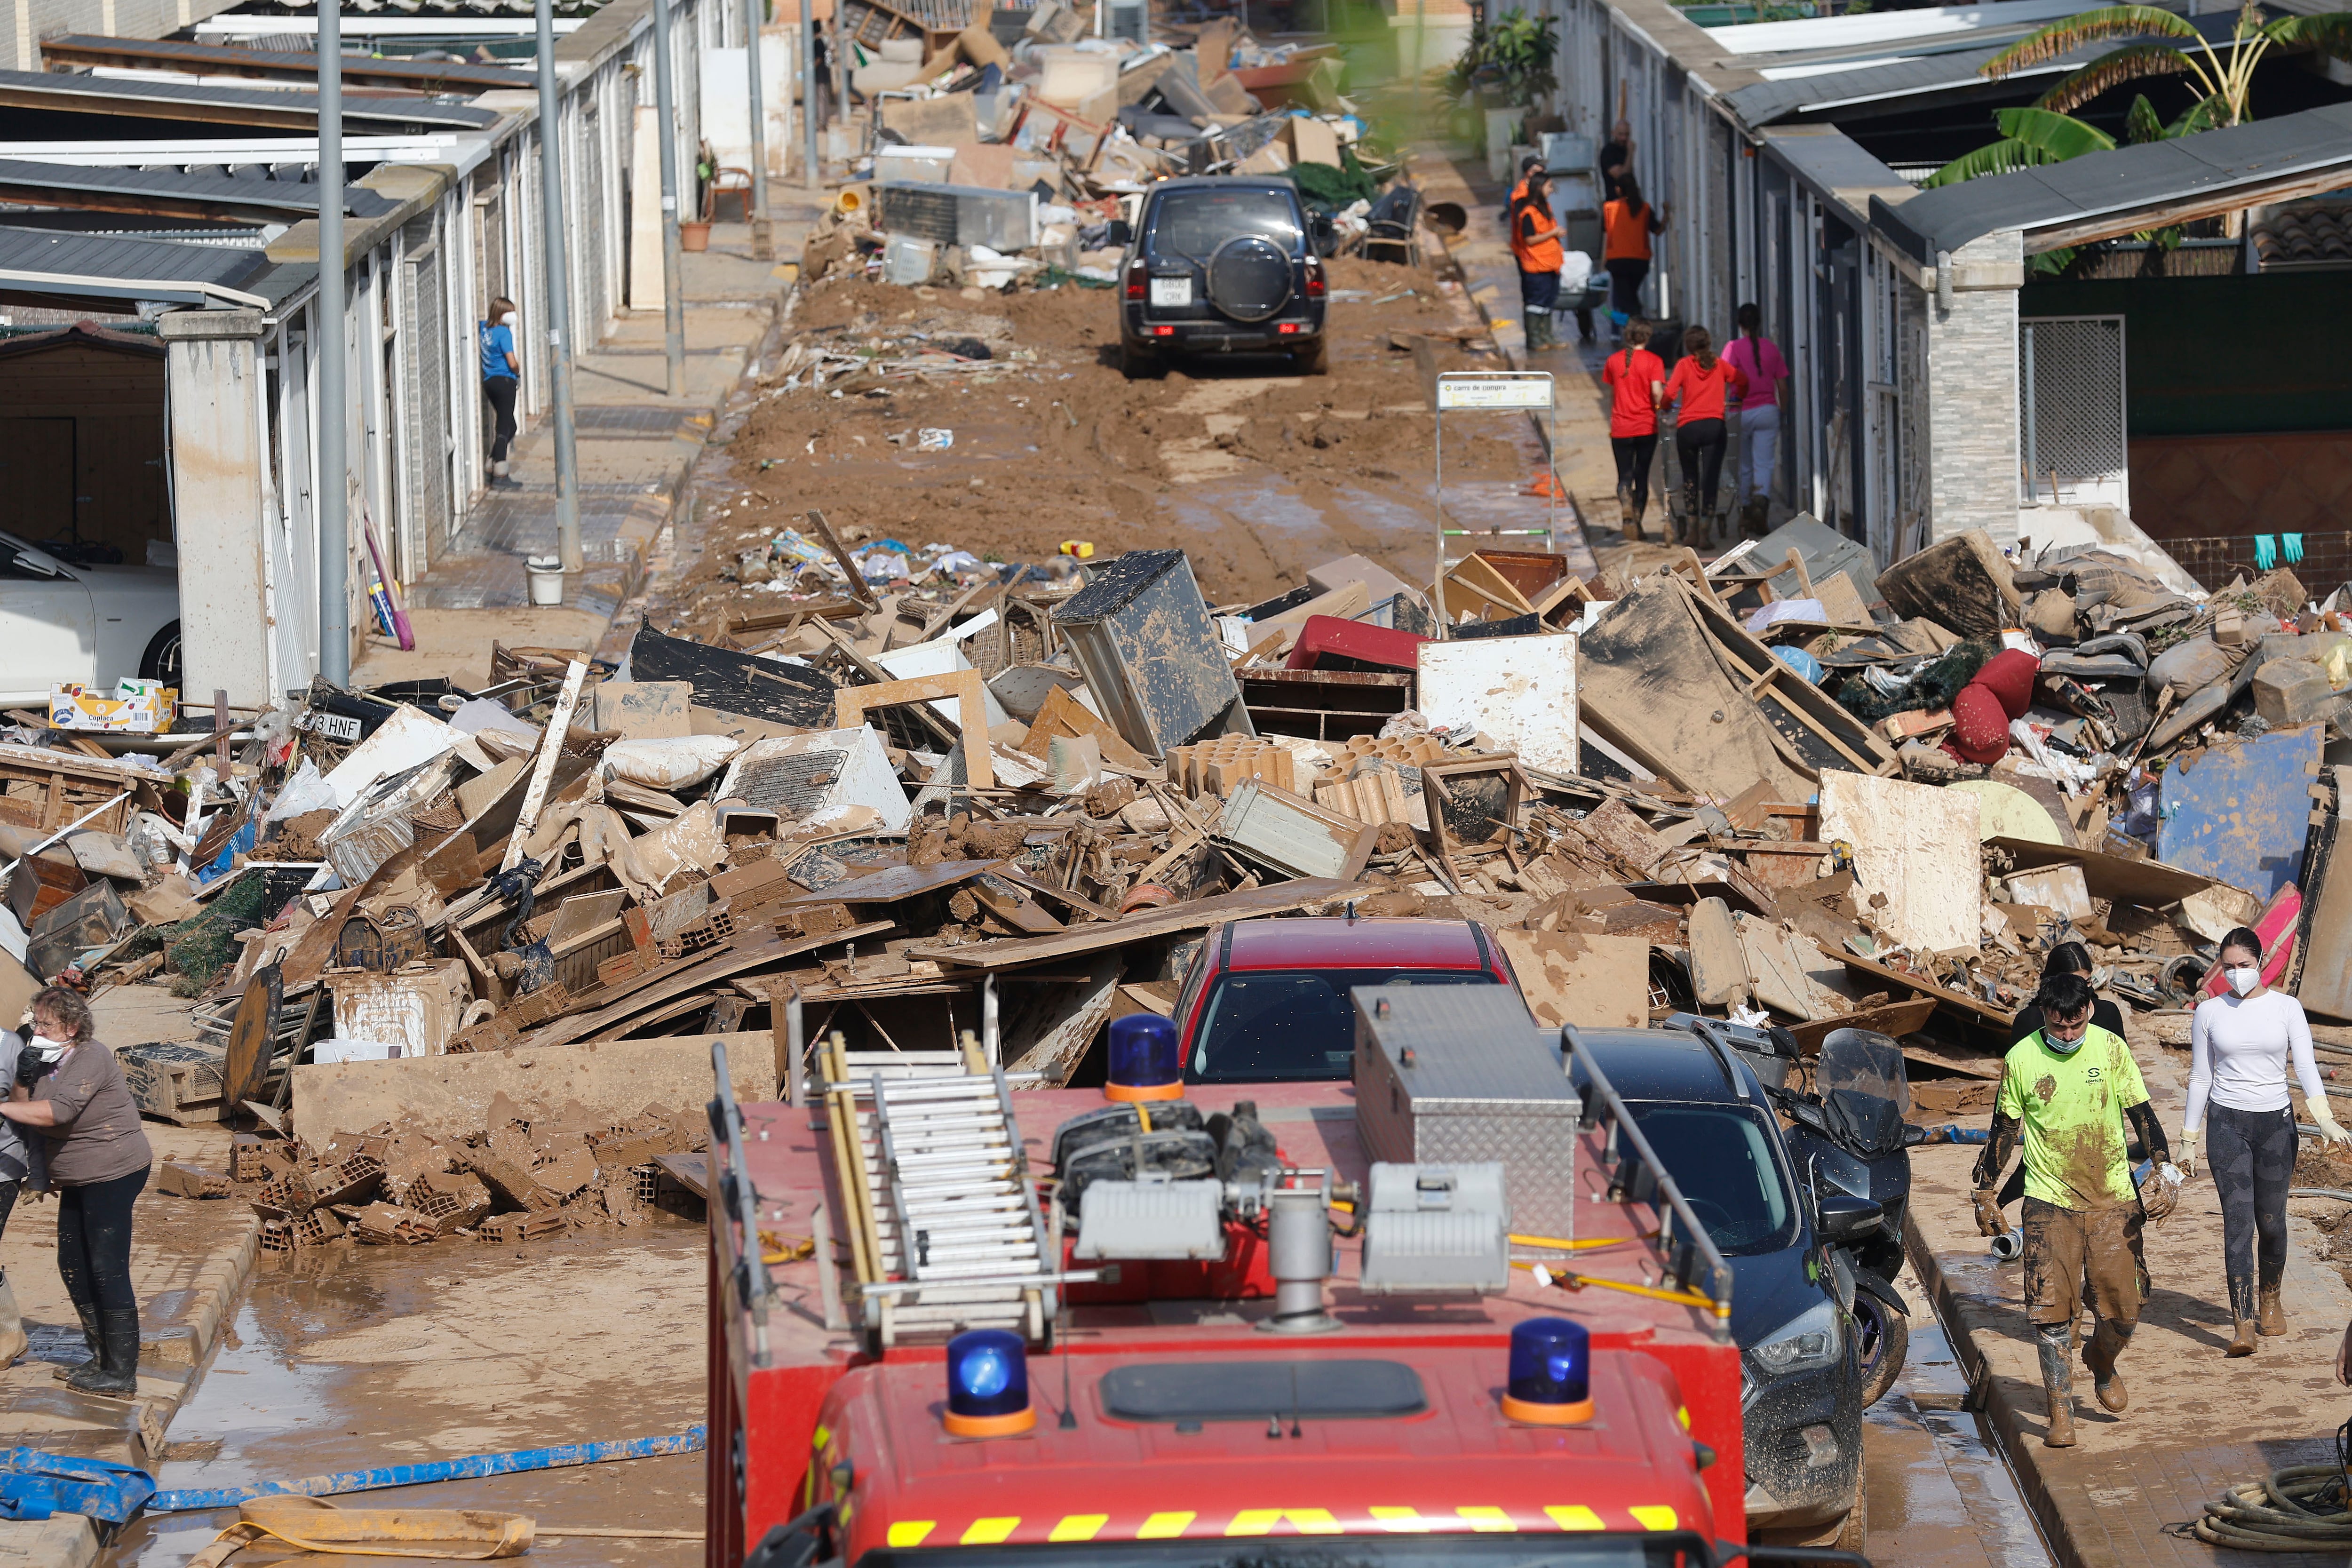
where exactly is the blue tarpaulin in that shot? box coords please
[0,1449,153,1522]
[2156,725,2322,901]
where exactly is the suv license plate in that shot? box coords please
[1149,277,1192,307]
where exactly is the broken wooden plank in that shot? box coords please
[806,508,881,610]
[1005,953,1122,1082]
[526,919,894,1047]
[834,670,995,789]
[1686,896,1747,1007]
[1987,835,2215,912]
[1493,929,1646,1028]
[1785,995,1938,1054]
[906,878,1363,970]
[1819,942,2016,1028]
[503,660,587,872]
[1577,576,1811,801]
[1820,772,1979,954]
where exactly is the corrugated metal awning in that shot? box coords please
[0,68,500,132]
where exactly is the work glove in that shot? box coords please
[2141,1162,2185,1225]
[1971,1187,2005,1238]
[2177,1128,2199,1179]
[2315,1106,2352,1150]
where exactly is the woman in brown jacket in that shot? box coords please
[0,987,152,1397]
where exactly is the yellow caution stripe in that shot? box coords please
[876,1508,1685,1545]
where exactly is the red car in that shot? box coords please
[1171,915,1520,1083]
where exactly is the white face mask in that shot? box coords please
[500,312,517,326]
[26,1034,65,1059]
[2227,965,2262,997]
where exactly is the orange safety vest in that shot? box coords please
[1604,199,1654,262]
[1509,199,1564,274]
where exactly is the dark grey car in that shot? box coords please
[1119,176,1328,378]
[1567,1027,1871,1547]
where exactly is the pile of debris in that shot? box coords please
[803,10,1406,299]
[6,507,2347,1184]
[160,1098,705,1253]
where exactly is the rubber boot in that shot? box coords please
[1617,483,1639,541]
[2082,1320,2132,1412]
[1522,311,1546,353]
[2220,1279,2258,1354]
[52,1302,98,1383]
[67,1309,138,1398]
[2258,1284,2287,1337]
[1677,480,1700,547]
[2037,1323,2077,1447]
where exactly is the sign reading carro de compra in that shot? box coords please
[1435,375,1555,411]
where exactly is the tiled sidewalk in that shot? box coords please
[1908,1024,2352,1568]
[398,202,824,628]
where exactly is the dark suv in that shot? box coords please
[1119,175,1328,378]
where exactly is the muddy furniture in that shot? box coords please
[1053,549,1254,759]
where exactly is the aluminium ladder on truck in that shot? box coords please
[822,1033,1060,1348]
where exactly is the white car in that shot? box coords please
[0,530,180,708]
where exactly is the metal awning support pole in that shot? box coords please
[652,0,686,398]
[535,0,583,575]
[745,0,773,261]
[801,0,819,189]
[317,7,348,684]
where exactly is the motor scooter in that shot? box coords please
[1770,1028,1921,1408]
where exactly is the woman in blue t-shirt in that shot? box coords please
[479,297,520,485]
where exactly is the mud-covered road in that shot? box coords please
[661,252,1570,626]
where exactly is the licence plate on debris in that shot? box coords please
[296,709,365,742]
[1149,277,1192,307]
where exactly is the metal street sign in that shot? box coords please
[1436,375,1556,411]
[1432,372,1560,605]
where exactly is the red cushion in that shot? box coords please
[1948,682,2013,764]
[1974,648,2041,720]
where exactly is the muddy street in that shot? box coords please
[662,252,1566,625]
[106,1226,707,1567]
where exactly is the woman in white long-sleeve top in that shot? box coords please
[2181,925,2351,1354]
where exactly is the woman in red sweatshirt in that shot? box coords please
[1601,319,1665,540]
[1661,326,1747,544]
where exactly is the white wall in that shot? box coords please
[700,31,795,186]
[159,309,275,709]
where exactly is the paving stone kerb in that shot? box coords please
[1905,1024,2352,1568]
[0,1124,258,1455]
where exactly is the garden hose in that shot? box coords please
[2190,1420,2352,1551]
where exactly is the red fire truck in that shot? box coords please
[704,983,1835,1568]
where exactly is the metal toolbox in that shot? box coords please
[1352,986,1580,1243]
[1053,549,1253,758]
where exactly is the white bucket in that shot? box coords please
[525,556,565,606]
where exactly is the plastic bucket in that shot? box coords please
[525,556,565,607]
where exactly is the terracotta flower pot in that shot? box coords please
[679,220,712,253]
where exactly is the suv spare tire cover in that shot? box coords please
[1206,235,1292,323]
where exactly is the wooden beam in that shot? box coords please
[833,669,995,789]
[503,659,587,871]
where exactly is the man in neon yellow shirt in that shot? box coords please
[1971,973,2176,1447]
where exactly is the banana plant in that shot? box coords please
[1980,0,2352,127]
[1922,99,2214,270]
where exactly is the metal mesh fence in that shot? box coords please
[2021,316,2127,503]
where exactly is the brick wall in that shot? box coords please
[1925,232,2022,546]
[2162,534,2352,597]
